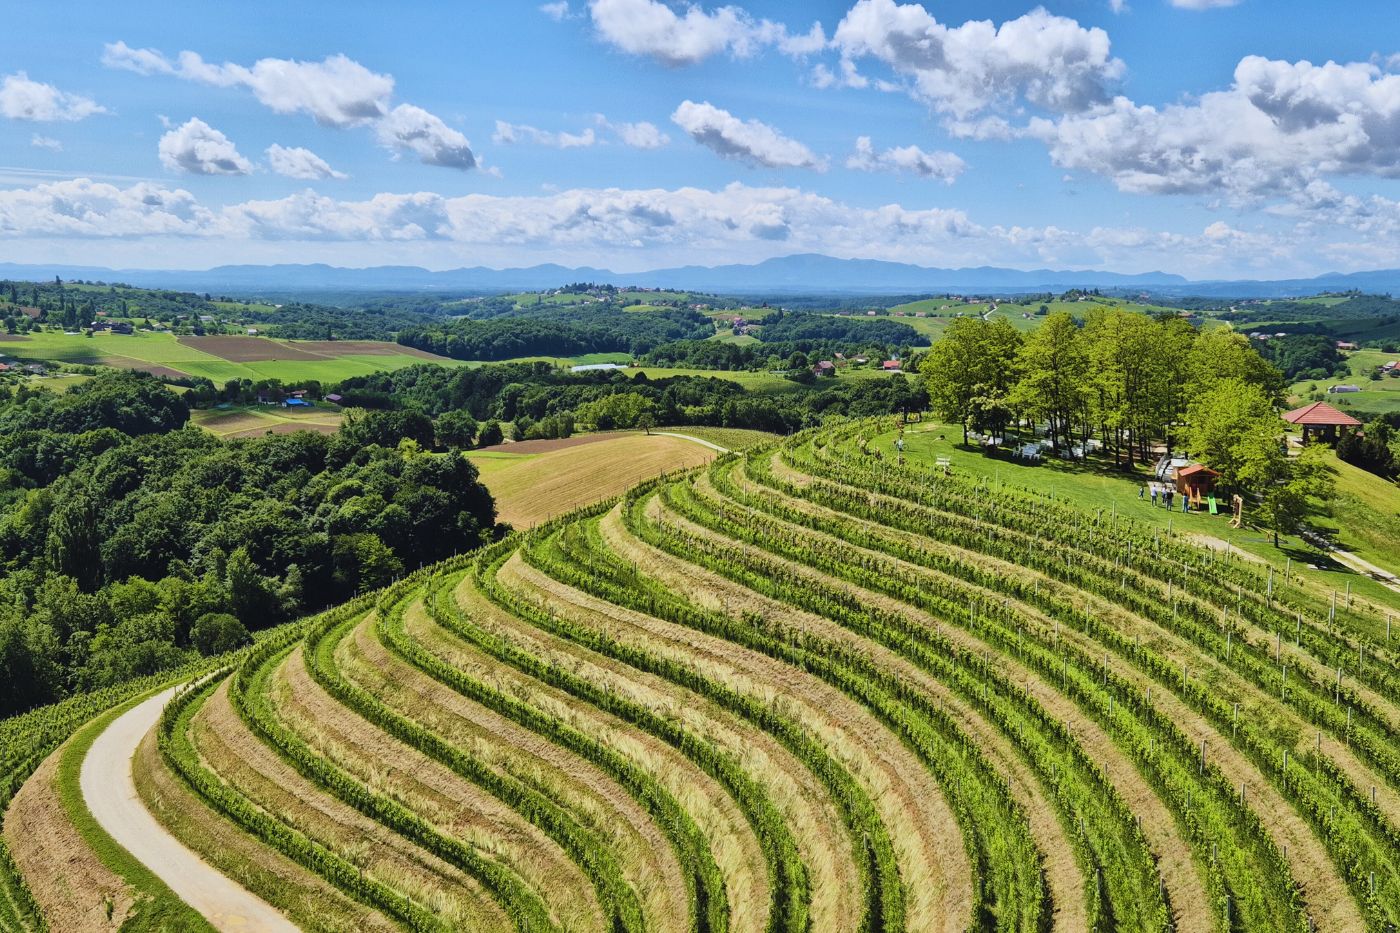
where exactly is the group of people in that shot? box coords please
[1142,481,1191,512]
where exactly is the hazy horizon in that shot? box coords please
[5,1,1400,278]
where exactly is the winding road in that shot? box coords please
[80,684,297,932]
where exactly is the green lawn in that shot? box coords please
[1288,349,1400,416]
[26,373,93,393]
[0,331,465,383]
[631,366,892,394]
[1310,450,1400,579]
[708,332,762,346]
[883,421,1400,624]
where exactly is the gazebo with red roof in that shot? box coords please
[1282,401,1362,445]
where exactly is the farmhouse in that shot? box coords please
[1283,400,1362,444]
[812,360,837,377]
[882,360,901,371]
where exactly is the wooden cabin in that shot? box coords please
[1175,464,1219,505]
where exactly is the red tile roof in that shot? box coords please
[1282,401,1362,427]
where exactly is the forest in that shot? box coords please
[338,360,928,438]
[0,373,498,716]
[395,307,714,360]
[0,357,925,717]
[921,309,1333,545]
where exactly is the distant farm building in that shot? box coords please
[1328,384,1361,394]
[812,360,836,377]
[882,360,902,371]
[1283,401,1362,444]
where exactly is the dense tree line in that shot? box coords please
[396,308,713,360]
[338,359,928,441]
[921,309,1333,545]
[1256,334,1348,381]
[0,372,497,716]
[754,311,927,347]
[641,338,903,371]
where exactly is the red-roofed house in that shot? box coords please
[882,360,902,371]
[1283,401,1362,444]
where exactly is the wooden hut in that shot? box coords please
[1175,464,1219,505]
[1282,401,1361,445]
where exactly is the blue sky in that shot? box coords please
[3,0,1400,277]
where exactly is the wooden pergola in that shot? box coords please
[1282,401,1362,444]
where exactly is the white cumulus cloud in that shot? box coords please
[104,42,391,126]
[846,136,965,182]
[265,144,348,180]
[587,0,824,65]
[30,135,63,152]
[611,120,670,149]
[1029,55,1400,216]
[0,177,220,237]
[0,73,106,122]
[158,118,252,175]
[103,42,475,171]
[831,0,1123,119]
[3,176,1399,277]
[375,104,476,169]
[672,100,824,169]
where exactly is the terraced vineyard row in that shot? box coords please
[14,420,1400,931]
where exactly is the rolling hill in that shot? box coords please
[5,422,1400,931]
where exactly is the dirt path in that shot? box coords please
[653,432,732,453]
[80,686,297,932]
[1329,546,1400,595]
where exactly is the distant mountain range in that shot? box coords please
[1,253,1397,298]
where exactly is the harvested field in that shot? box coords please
[474,432,629,456]
[292,340,445,359]
[178,336,329,362]
[468,433,715,528]
[192,407,344,439]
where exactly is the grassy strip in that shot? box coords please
[458,521,814,933]
[514,512,915,932]
[158,641,453,931]
[694,460,1164,929]
[55,690,216,933]
[306,599,646,933]
[566,494,1047,931]
[388,574,728,933]
[140,675,406,933]
[784,430,1399,926]
[232,626,556,932]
